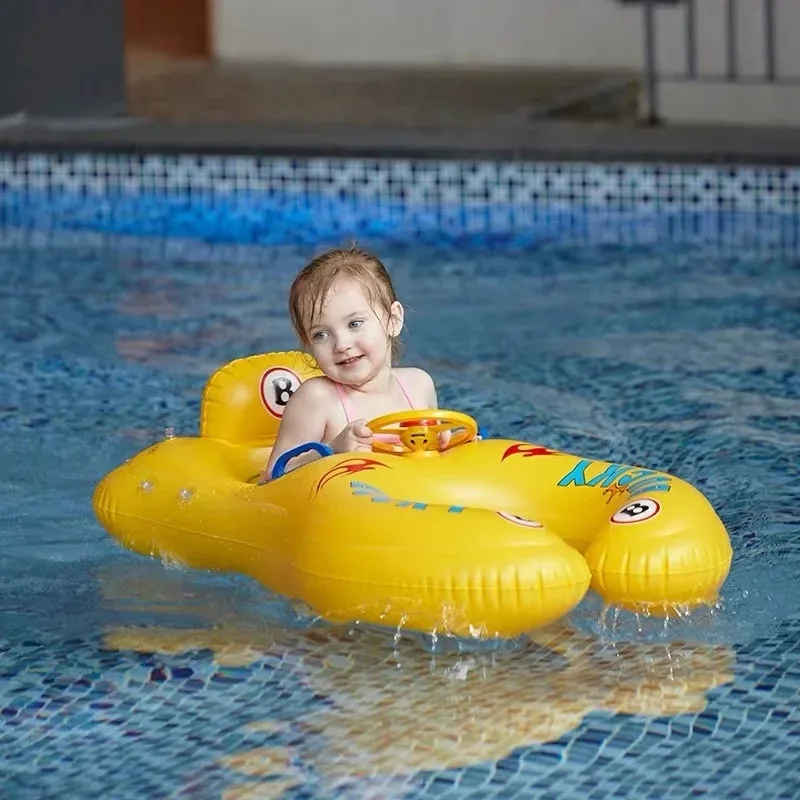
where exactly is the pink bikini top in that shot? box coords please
[334,374,414,442]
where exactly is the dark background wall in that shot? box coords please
[0,0,125,118]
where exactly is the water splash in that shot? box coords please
[573,594,731,644]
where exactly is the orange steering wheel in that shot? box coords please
[366,409,478,456]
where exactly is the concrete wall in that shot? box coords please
[213,0,649,68]
[212,0,800,125]
[0,0,125,119]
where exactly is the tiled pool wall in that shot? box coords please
[0,153,799,248]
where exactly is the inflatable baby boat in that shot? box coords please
[93,352,732,638]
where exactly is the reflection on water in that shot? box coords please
[100,566,734,798]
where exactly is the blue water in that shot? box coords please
[1,227,799,798]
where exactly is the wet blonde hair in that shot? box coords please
[289,246,403,359]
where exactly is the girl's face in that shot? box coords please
[305,276,403,387]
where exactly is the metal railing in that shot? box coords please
[641,0,784,124]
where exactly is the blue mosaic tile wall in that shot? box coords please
[1,153,799,248]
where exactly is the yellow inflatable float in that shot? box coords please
[93,352,733,638]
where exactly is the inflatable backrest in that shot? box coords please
[200,351,323,445]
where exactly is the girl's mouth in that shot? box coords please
[336,355,364,366]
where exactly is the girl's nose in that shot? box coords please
[333,332,353,352]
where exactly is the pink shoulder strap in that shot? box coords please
[393,372,415,409]
[334,381,355,423]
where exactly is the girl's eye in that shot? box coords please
[349,319,364,329]
[311,330,328,341]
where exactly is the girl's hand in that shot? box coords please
[330,419,373,453]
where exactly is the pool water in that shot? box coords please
[1,228,799,798]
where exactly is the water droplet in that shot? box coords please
[178,487,194,503]
[468,624,485,639]
[393,613,408,647]
[165,427,176,439]
[742,589,749,598]
[139,480,155,492]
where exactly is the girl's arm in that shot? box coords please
[264,379,329,478]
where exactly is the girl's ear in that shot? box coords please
[388,301,405,337]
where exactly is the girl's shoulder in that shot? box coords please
[394,366,433,383]
[285,376,344,433]
[393,367,436,403]
[291,374,338,403]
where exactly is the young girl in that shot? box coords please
[265,246,441,477]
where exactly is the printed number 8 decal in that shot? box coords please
[610,498,661,524]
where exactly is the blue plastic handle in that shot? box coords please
[270,441,334,480]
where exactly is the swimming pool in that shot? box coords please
[1,154,799,798]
